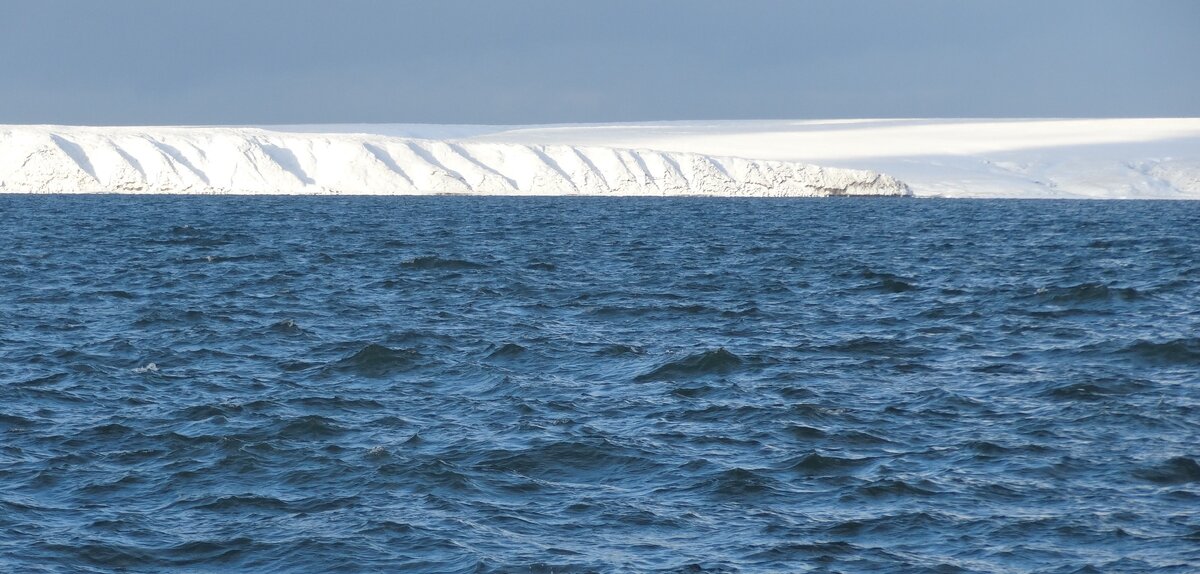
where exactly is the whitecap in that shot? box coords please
[132,363,159,373]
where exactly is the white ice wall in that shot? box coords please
[0,126,910,197]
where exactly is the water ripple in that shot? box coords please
[1,196,1198,572]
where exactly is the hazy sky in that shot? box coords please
[2,0,1197,125]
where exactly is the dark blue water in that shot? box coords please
[1,196,1198,573]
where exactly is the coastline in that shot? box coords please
[2,119,1199,198]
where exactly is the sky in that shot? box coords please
[1,0,1197,125]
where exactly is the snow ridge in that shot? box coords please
[0,126,910,197]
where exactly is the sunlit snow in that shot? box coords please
[3,119,1198,198]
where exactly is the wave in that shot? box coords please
[782,452,872,475]
[155,225,240,247]
[5,197,1200,571]
[818,336,927,358]
[290,396,386,411]
[855,268,919,293]
[0,413,36,428]
[267,319,306,335]
[709,467,783,497]
[746,541,859,562]
[825,511,949,537]
[635,348,743,381]
[273,416,348,440]
[132,363,159,373]
[669,384,719,399]
[325,344,421,377]
[785,425,827,439]
[379,459,475,492]
[1034,282,1143,304]
[177,404,234,421]
[486,342,528,359]
[186,494,293,513]
[1121,338,1200,365]
[855,478,940,498]
[474,439,659,482]
[401,255,488,270]
[594,343,645,357]
[1135,456,1200,484]
[1043,377,1153,401]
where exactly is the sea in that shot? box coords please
[1,195,1197,573]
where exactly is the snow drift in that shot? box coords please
[0,126,910,197]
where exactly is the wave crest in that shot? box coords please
[327,344,421,377]
[635,348,743,381]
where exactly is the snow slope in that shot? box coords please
[437,118,1200,199]
[5,119,1196,198]
[0,126,908,197]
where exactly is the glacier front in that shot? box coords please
[0,126,910,197]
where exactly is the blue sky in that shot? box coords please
[2,0,1197,125]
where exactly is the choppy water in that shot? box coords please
[1,196,1198,573]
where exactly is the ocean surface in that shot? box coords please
[1,195,1198,573]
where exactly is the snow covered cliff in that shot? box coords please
[0,126,910,197]
[451,118,1200,200]
[4,120,1197,198]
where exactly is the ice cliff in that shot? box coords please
[0,126,911,196]
[452,119,1200,200]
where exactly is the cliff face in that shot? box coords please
[0,126,911,197]
[454,118,1200,199]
